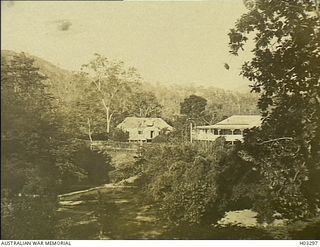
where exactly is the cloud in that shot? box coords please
[45,19,82,37]
[56,20,72,31]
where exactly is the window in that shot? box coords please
[220,129,232,135]
[138,130,143,135]
[214,129,219,135]
[233,129,242,135]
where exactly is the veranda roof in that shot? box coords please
[195,115,262,130]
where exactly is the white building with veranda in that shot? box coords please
[192,115,262,144]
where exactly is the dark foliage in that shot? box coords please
[228,0,320,221]
[1,196,57,239]
[180,95,207,121]
[135,139,234,225]
[1,52,113,239]
[109,128,129,142]
[1,53,60,239]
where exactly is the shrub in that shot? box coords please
[72,145,113,185]
[109,128,129,142]
[56,141,114,192]
[1,196,57,239]
[136,139,232,225]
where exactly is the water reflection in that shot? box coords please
[56,187,320,240]
[94,191,120,239]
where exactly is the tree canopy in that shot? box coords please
[80,54,142,134]
[79,54,162,136]
[1,52,113,239]
[229,0,320,220]
[180,95,207,121]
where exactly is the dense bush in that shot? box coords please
[1,52,114,239]
[109,128,129,142]
[228,0,320,223]
[1,53,63,239]
[109,160,140,183]
[136,138,235,225]
[55,140,113,192]
[236,129,320,222]
[1,196,57,239]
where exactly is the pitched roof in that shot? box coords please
[196,115,262,129]
[117,117,173,130]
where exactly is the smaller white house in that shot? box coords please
[192,115,262,144]
[117,117,173,142]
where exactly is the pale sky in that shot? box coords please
[1,0,253,91]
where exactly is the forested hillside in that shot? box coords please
[1,50,259,138]
[146,83,259,121]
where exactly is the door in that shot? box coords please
[150,130,154,139]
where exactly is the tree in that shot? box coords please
[1,52,60,239]
[180,95,207,121]
[1,52,59,195]
[130,91,162,117]
[179,95,208,142]
[64,74,108,142]
[81,54,142,134]
[229,0,320,220]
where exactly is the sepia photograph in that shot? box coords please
[1,0,320,241]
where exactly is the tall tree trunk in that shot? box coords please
[87,118,93,142]
[106,107,113,134]
[87,118,93,149]
[106,117,111,133]
[190,122,193,143]
[102,99,113,133]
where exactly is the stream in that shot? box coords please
[56,146,320,240]
[57,183,274,240]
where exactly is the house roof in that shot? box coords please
[196,115,262,130]
[117,117,173,130]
